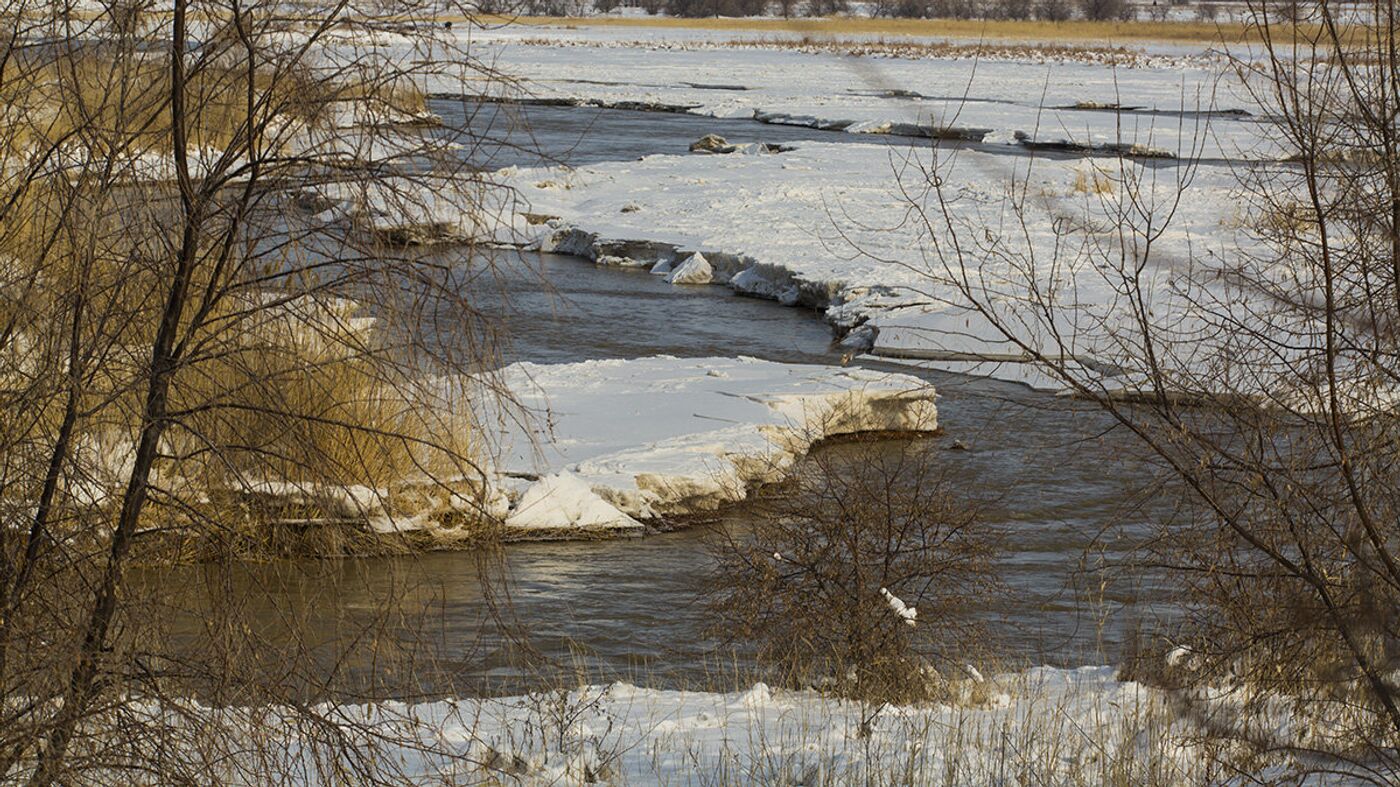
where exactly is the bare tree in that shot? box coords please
[890,0,1400,776]
[0,0,517,782]
[990,0,1034,18]
[704,440,998,703]
[1080,0,1128,19]
[1035,0,1073,20]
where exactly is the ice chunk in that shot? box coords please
[668,252,712,285]
[689,134,735,154]
[505,472,641,531]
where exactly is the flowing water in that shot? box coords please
[160,105,1182,698]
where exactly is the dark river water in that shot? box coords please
[157,105,1181,699]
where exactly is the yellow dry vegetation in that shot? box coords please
[1072,166,1116,195]
[1,57,297,158]
[0,51,426,161]
[0,50,472,554]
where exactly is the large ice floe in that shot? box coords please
[487,356,936,537]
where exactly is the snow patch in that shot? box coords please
[880,587,918,627]
[124,664,1334,783]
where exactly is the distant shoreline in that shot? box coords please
[460,13,1287,45]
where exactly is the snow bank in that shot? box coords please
[372,668,1177,784]
[489,356,936,527]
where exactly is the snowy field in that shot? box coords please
[267,21,1298,401]
[378,19,1386,410]
[288,18,1336,507]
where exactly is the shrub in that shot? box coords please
[931,0,981,17]
[703,440,998,703]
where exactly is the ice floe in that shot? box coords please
[488,355,936,531]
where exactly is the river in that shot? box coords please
[156,103,1182,699]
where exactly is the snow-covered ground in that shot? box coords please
[147,664,1351,784]
[351,668,1188,784]
[488,355,936,535]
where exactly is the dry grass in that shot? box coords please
[0,52,426,161]
[1,56,304,157]
[1073,166,1116,195]
[471,13,1315,45]
[716,34,1152,64]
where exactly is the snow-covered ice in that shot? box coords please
[454,25,1277,161]
[502,471,641,533]
[495,140,1251,395]
[489,355,936,530]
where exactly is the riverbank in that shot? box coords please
[84,663,1347,784]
